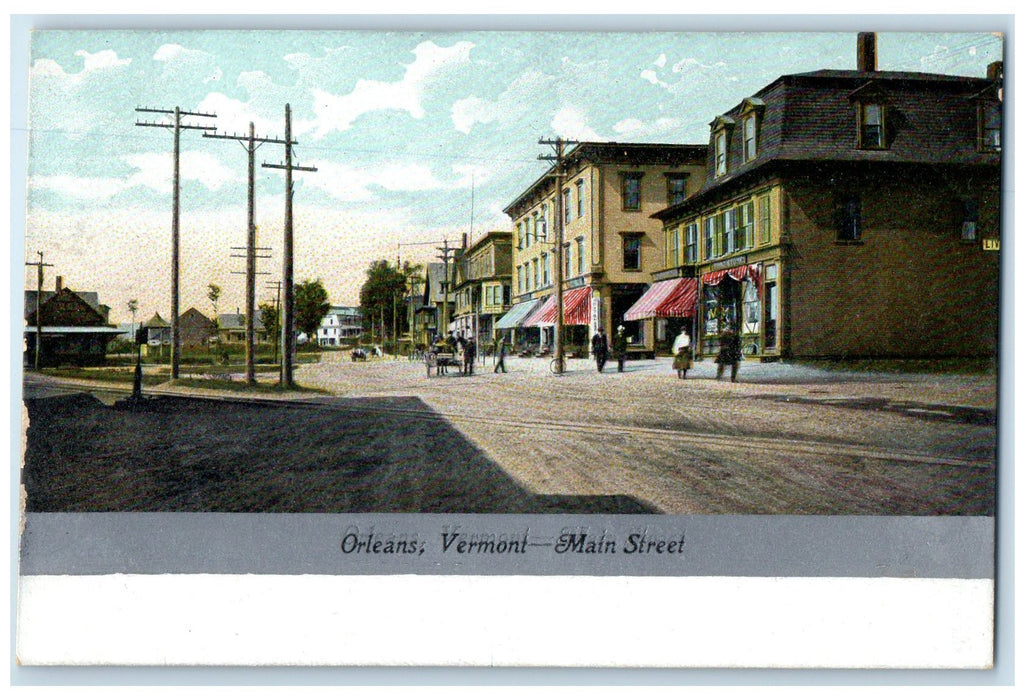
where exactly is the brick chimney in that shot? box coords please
[55,276,63,293]
[857,32,877,72]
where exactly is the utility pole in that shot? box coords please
[263,103,317,388]
[538,137,577,374]
[24,251,53,370]
[266,281,282,373]
[206,122,284,384]
[397,240,444,348]
[437,239,452,339]
[136,106,217,379]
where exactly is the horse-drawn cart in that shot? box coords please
[425,348,461,376]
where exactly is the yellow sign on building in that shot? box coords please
[982,238,1001,251]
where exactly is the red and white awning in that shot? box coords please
[524,287,592,327]
[623,278,698,320]
[701,264,761,287]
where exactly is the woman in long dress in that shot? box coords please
[672,328,692,379]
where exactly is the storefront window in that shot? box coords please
[742,279,760,336]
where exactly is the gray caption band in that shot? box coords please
[19,514,994,578]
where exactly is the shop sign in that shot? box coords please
[710,255,748,271]
[982,238,1000,251]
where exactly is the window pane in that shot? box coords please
[623,235,642,270]
[837,195,861,240]
[744,116,757,161]
[861,104,884,148]
[623,174,642,210]
[715,133,727,176]
[667,175,687,206]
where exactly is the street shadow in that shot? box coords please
[22,392,658,514]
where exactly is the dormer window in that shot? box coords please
[850,82,891,150]
[739,98,764,163]
[711,116,735,178]
[715,131,728,177]
[859,103,886,149]
[743,115,757,161]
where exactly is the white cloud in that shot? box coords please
[75,49,131,72]
[551,106,601,141]
[612,115,689,139]
[197,91,282,138]
[640,69,667,87]
[654,53,667,68]
[123,151,237,194]
[29,175,127,200]
[153,43,221,84]
[451,96,501,134]
[306,40,474,138]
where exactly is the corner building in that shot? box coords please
[652,35,1002,360]
[501,142,707,355]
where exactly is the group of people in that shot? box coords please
[589,325,630,373]
[435,324,743,381]
[590,324,742,382]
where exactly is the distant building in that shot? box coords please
[23,275,123,367]
[316,306,363,346]
[218,313,268,345]
[450,230,513,344]
[179,307,217,348]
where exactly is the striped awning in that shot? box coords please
[659,278,699,317]
[702,264,761,287]
[494,298,542,329]
[624,279,698,320]
[524,287,592,327]
[523,295,557,327]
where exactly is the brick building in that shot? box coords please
[651,33,1002,360]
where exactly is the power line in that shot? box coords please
[135,105,217,379]
[206,123,287,385]
[262,103,318,389]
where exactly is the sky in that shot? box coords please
[16,23,1004,324]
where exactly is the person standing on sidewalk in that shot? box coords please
[613,325,628,373]
[672,328,692,379]
[463,335,476,375]
[715,328,742,382]
[494,337,508,373]
[590,327,608,373]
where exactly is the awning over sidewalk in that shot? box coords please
[702,264,761,287]
[495,298,542,329]
[623,279,698,320]
[524,287,592,327]
[523,295,556,327]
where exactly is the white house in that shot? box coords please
[316,306,363,346]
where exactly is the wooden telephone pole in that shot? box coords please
[538,137,578,375]
[263,104,317,388]
[135,106,217,379]
[25,251,53,370]
[205,122,284,384]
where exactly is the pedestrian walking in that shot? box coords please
[613,325,628,373]
[463,335,476,375]
[715,328,742,382]
[590,327,609,373]
[494,337,508,373]
[672,328,692,379]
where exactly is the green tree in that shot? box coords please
[207,283,222,326]
[259,301,280,343]
[294,278,330,342]
[359,259,417,342]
